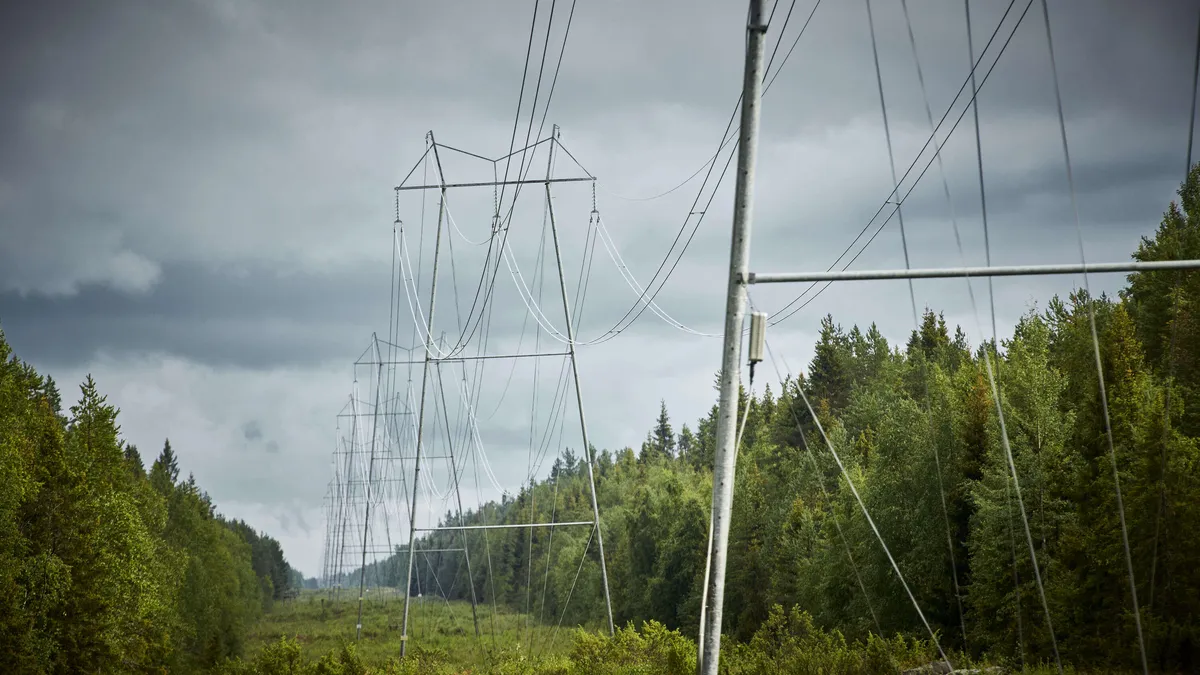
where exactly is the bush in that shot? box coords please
[722,605,937,675]
[218,636,310,675]
[564,621,696,675]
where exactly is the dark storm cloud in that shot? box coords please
[0,261,391,368]
[2,0,1195,305]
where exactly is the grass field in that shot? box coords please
[247,588,597,670]
[242,593,1072,675]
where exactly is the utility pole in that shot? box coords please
[320,486,332,589]
[545,126,615,634]
[435,358,482,637]
[700,1,766,672]
[400,133,447,658]
[355,336,385,640]
[334,395,357,602]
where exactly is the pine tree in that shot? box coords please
[691,405,719,471]
[808,315,852,413]
[677,424,695,463]
[653,400,675,459]
[123,442,146,479]
[969,310,1074,662]
[150,439,179,496]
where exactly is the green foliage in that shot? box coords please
[219,636,310,675]
[229,605,937,674]
[341,165,1200,673]
[564,621,695,674]
[722,605,935,675]
[0,330,298,673]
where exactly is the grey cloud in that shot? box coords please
[293,509,311,536]
[0,261,390,369]
[276,511,293,536]
[243,420,263,442]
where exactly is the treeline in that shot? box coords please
[0,345,298,672]
[363,167,1200,671]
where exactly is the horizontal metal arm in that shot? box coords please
[362,351,572,366]
[413,520,593,532]
[747,259,1200,284]
[394,176,594,191]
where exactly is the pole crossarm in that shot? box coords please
[413,521,593,532]
[359,351,572,366]
[394,176,594,191]
[747,259,1200,284]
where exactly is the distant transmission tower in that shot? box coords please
[319,126,616,658]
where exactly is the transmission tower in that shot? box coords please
[319,126,616,658]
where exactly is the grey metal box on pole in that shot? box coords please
[748,311,767,365]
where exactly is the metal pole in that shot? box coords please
[399,140,448,657]
[697,514,715,669]
[355,337,385,639]
[435,360,482,637]
[328,453,343,595]
[322,478,333,590]
[702,2,766,672]
[545,126,615,635]
[320,489,332,588]
[319,492,327,588]
[747,259,1200,283]
[334,398,357,602]
[327,487,338,590]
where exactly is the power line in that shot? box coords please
[896,0,968,646]
[497,0,543,212]
[449,0,575,358]
[598,0,815,204]
[763,338,951,670]
[1040,0,1146,671]
[548,2,821,346]
[430,0,563,363]
[769,0,1032,325]
[1148,0,1200,615]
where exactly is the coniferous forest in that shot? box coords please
[368,166,1200,672]
[2,168,1200,673]
[0,354,299,672]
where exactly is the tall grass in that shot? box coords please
[229,592,1098,674]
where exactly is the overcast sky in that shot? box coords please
[1,0,1197,578]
